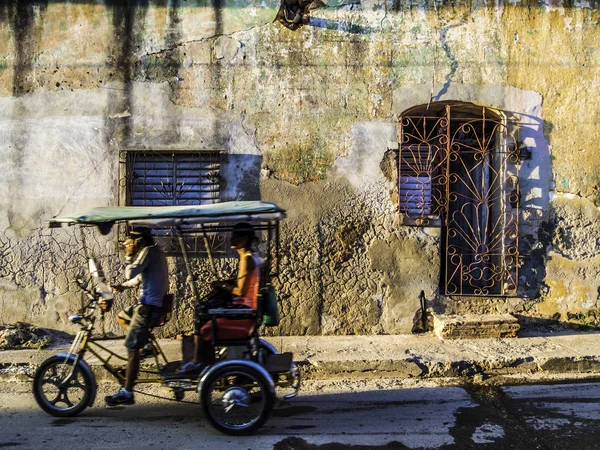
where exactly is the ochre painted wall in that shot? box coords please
[1,1,600,334]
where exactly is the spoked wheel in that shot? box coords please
[201,364,273,435]
[33,356,95,417]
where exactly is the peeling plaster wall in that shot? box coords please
[1,1,600,334]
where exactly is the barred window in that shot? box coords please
[398,111,448,226]
[121,151,226,254]
[125,151,221,206]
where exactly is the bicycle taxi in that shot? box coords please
[33,201,300,435]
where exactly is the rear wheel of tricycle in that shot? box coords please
[201,364,273,435]
[33,356,94,417]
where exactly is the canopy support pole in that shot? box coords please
[77,226,93,313]
[200,224,219,279]
[275,221,281,276]
[176,226,200,304]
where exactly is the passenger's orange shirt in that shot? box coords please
[231,252,262,310]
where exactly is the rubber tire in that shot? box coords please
[201,364,274,436]
[33,355,94,417]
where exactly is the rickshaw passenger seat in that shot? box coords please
[202,318,256,341]
[202,270,268,343]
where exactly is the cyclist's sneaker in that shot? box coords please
[139,343,153,359]
[105,388,134,406]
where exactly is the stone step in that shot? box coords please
[433,313,520,340]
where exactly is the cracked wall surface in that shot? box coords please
[1,1,600,334]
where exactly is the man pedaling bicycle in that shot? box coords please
[105,226,169,406]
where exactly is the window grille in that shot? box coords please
[398,102,520,297]
[121,151,226,254]
[126,151,221,206]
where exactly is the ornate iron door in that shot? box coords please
[399,103,519,296]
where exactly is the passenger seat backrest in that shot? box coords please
[253,263,270,325]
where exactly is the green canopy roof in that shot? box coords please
[49,201,286,227]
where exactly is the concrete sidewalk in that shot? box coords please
[2,331,600,384]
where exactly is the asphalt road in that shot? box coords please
[1,379,600,450]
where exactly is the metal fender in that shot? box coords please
[55,352,98,407]
[258,339,278,355]
[197,359,275,401]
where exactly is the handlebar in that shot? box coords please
[69,278,102,326]
[75,278,96,302]
[68,259,116,327]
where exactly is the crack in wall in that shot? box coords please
[139,19,275,58]
[432,14,468,102]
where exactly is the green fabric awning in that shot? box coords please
[49,201,286,227]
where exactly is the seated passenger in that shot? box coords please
[178,222,261,374]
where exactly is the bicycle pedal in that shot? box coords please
[139,350,154,360]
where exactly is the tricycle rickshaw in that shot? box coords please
[32,201,300,435]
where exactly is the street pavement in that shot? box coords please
[3,331,600,449]
[2,330,600,384]
[2,378,600,449]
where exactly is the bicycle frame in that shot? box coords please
[64,309,171,383]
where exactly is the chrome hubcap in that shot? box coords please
[222,387,250,412]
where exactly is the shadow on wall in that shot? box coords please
[223,154,263,201]
[515,112,553,299]
[104,0,141,148]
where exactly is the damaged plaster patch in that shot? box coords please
[535,252,600,324]
[335,120,396,195]
[261,178,386,335]
[549,195,600,260]
[213,35,242,62]
[264,144,333,185]
[368,234,439,334]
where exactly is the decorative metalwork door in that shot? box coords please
[399,103,519,296]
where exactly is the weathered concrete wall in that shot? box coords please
[1,1,600,334]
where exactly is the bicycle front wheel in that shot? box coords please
[33,355,95,417]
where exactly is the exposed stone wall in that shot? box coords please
[527,196,600,327]
[1,1,600,334]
